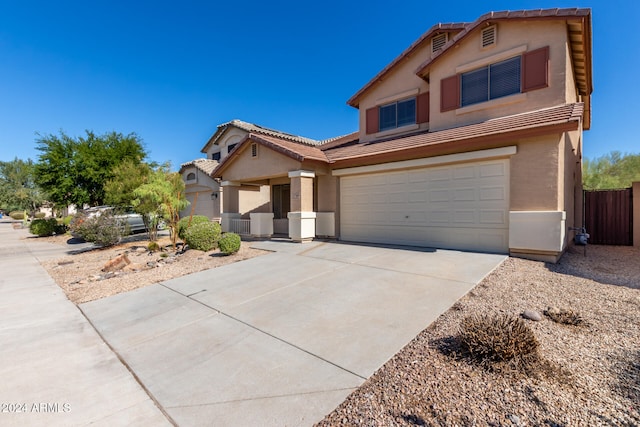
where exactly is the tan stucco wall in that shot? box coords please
[564,42,578,104]
[239,186,270,218]
[430,20,571,131]
[316,175,337,212]
[181,167,221,219]
[510,134,561,211]
[289,175,314,212]
[221,143,303,182]
[563,129,583,231]
[357,41,431,144]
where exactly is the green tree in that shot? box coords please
[0,157,44,213]
[583,151,640,190]
[35,130,146,208]
[133,168,189,248]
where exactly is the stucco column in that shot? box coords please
[288,170,316,242]
[220,181,241,232]
[634,182,640,248]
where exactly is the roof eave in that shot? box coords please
[415,8,592,78]
[347,23,467,108]
[330,119,581,169]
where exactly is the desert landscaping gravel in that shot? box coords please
[317,245,640,426]
[39,234,267,304]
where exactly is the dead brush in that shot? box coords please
[544,307,585,326]
[458,313,540,373]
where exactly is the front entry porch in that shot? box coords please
[221,171,335,242]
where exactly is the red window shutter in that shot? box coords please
[440,75,460,112]
[416,92,430,124]
[366,106,379,134]
[522,46,549,92]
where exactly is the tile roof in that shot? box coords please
[347,23,467,107]
[416,8,592,89]
[318,131,359,150]
[201,119,321,153]
[247,133,329,162]
[324,103,584,163]
[179,158,219,175]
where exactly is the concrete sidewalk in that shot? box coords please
[81,239,506,426]
[0,222,171,426]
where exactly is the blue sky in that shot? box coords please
[0,1,636,169]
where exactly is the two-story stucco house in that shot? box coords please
[210,8,592,262]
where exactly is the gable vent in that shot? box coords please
[251,143,258,157]
[431,33,448,53]
[481,25,496,48]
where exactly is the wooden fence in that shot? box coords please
[584,188,633,245]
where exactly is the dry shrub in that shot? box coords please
[459,313,540,373]
[544,307,585,326]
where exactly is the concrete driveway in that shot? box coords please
[80,240,505,426]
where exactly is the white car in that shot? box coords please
[78,206,150,234]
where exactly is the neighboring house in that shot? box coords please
[179,158,220,220]
[211,8,593,262]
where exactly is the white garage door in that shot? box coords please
[340,159,509,253]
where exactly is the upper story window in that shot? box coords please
[366,92,430,135]
[186,172,196,181]
[379,98,417,131]
[461,56,521,107]
[227,143,237,153]
[211,152,221,161]
[440,46,549,112]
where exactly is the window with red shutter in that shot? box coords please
[522,46,549,92]
[366,107,379,134]
[417,92,430,124]
[441,75,460,112]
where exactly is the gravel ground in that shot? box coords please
[39,234,267,304]
[317,245,640,426]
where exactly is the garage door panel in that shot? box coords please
[340,159,509,253]
[480,162,506,177]
[480,210,507,225]
[453,165,476,180]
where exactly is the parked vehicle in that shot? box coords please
[72,206,165,237]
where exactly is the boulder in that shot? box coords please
[102,253,131,272]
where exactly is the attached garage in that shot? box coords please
[338,158,510,253]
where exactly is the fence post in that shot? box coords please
[634,182,639,248]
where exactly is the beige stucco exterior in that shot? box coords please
[510,134,561,211]
[181,165,221,219]
[357,20,577,144]
[222,143,303,182]
[206,10,591,262]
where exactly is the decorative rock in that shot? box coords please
[123,263,145,272]
[102,253,131,272]
[507,414,522,426]
[522,309,543,321]
[146,261,157,268]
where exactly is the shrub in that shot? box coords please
[147,241,160,252]
[29,218,58,237]
[218,232,241,255]
[459,313,539,370]
[9,211,25,220]
[69,210,123,247]
[184,221,221,251]
[544,307,585,326]
[34,212,46,219]
[177,215,211,240]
